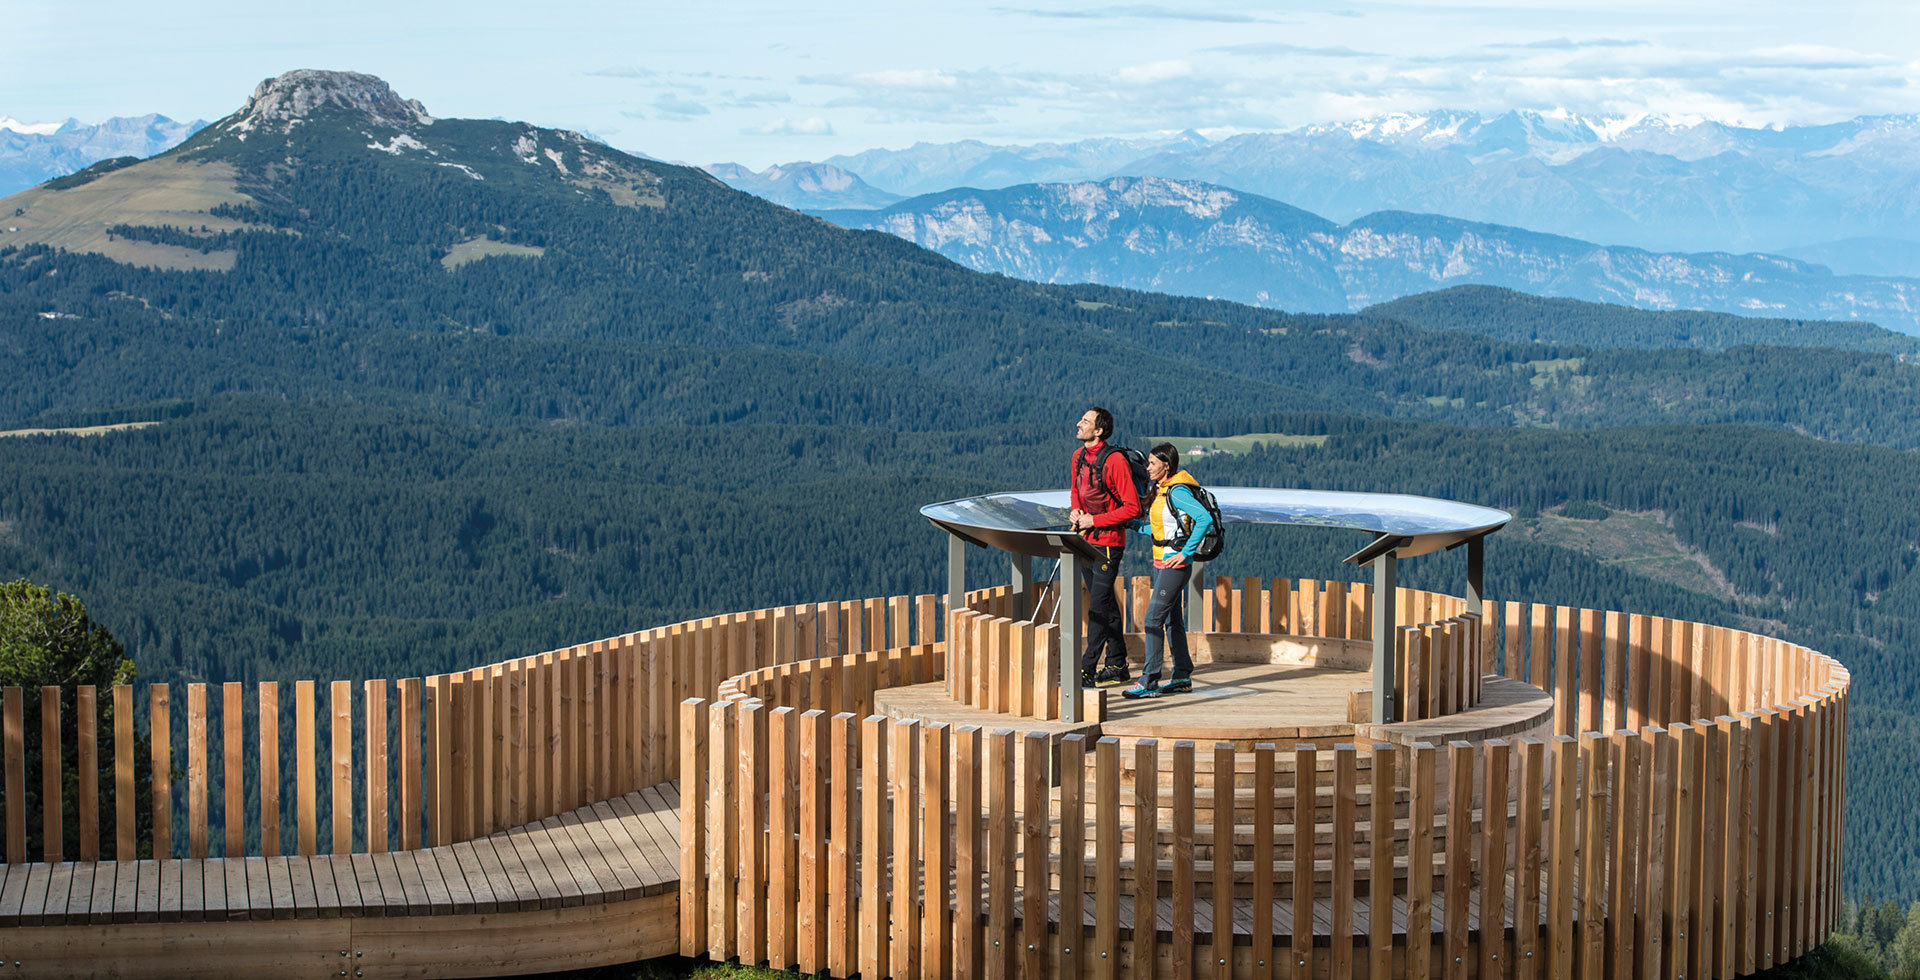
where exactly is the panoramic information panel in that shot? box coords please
[921,487,1511,560]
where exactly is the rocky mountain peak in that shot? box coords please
[223,69,432,135]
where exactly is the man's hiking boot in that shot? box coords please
[1079,671,1099,688]
[1095,664,1130,686]
[1158,677,1193,694]
[1120,682,1161,700]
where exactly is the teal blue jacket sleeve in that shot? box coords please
[1169,485,1213,561]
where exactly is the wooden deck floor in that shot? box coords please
[0,783,683,927]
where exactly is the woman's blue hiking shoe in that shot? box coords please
[1120,682,1161,700]
[1158,677,1193,694]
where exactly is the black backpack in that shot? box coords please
[1084,444,1153,509]
[1154,482,1227,562]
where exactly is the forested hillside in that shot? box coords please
[3,71,1918,898]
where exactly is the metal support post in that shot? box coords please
[1011,555,1034,619]
[1058,550,1082,724]
[947,535,967,644]
[1186,561,1207,632]
[1465,535,1484,620]
[1371,553,1398,725]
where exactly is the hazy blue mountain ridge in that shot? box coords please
[789,111,1920,259]
[0,114,205,196]
[703,160,901,210]
[816,175,1920,335]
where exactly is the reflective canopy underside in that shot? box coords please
[921,487,1511,561]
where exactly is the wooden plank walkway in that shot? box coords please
[0,784,682,928]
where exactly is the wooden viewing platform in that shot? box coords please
[0,787,682,976]
[0,574,1849,978]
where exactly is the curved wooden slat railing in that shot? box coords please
[687,585,1849,980]
[0,580,1848,979]
[949,578,1485,723]
[0,593,940,976]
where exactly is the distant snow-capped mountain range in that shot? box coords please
[814,176,1920,335]
[0,114,206,196]
[711,110,1920,264]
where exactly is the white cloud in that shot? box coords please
[749,117,836,136]
[654,95,710,118]
[1115,60,1193,85]
[846,69,961,89]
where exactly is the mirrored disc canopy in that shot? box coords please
[921,488,1511,562]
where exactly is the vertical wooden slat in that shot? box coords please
[1672,724,1699,980]
[449,671,471,840]
[1699,717,1726,980]
[1755,711,1777,972]
[1529,602,1551,694]
[256,682,280,859]
[1445,741,1472,980]
[679,698,708,956]
[1134,739,1161,980]
[1504,602,1526,682]
[1579,608,1603,734]
[827,711,854,978]
[1365,743,1392,980]
[1331,744,1357,980]
[77,686,98,862]
[1022,732,1050,980]
[770,706,797,970]
[1058,734,1087,980]
[1549,733,1577,980]
[215,683,241,859]
[1609,730,1641,980]
[295,681,316,856]
[1642,727,1672,980]
[113,684,135,860]
[1554,607,1577,736]
[799,710,829,974]
[1603,610,1626,735]
[708,700,739,964]
[491,665,508,833]
[742,704,769,965]
[1580,734,1609,980]
[924,722,953,980]
[1218,742,1242,980]
[147,685,169,861]
[364,679,388,853]
[1406,742,1436,980]
[330,680,352,855]
[1514,738,1544,980]
[397,678,420,851]
[956,725,983,980]
[1170,741,1196,980]
[1094,736,1121,980]
[1722,715,1746,980]
[1480,739,1511,980]
[1294,743,1320,980]
[986,730,1016,980]
[1629,615,1652,733]
[1,687,19,864]
[186,683,206,860]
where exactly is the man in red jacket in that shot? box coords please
[1067,406,1142,687]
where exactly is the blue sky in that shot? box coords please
[10,0,1917,168]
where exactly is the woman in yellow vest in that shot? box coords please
[1121,443,1215,699]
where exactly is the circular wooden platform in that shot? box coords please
[873,662,1554,752]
